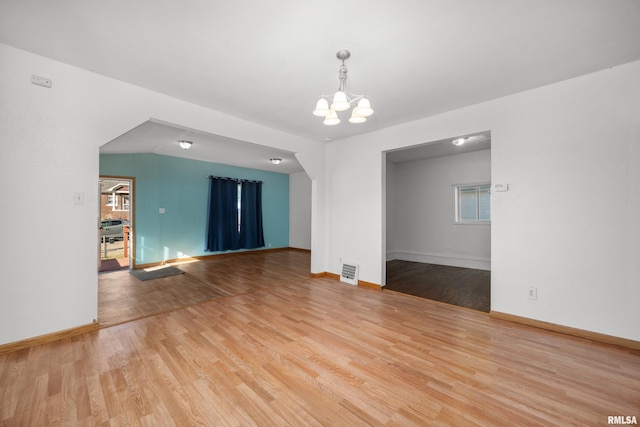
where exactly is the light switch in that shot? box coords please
[493,184,509,192]
[159,207,165,214]
[31,75,52,88]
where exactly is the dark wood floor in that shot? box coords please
[386,260,491,312]
[2,250,639,425]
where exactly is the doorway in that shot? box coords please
[383,132,491,312]
[99,177,134,272]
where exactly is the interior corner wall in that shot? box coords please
[289,171,312,250]
[0,43,324,346]
[389,150,491,270]
[100,153,290,264]
[327,60,640,341]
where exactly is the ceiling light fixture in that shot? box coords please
[451,138,466,147]
[178,140,192,150]
[313,50,374,125]
[270,158,282,165]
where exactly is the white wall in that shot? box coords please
[326,137,385,284]
[0,43,325,345]
[388,150,491,270]
[289,171,312,250]
[327,60,640,341]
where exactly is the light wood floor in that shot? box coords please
[98,250,311,327]
[2,250,639,426]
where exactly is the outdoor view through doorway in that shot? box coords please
[99,177,133,272]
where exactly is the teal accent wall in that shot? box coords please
[100,154,289,265]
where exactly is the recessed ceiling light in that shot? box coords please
[178,140,192,150]
[270,158,282,165]
[451,138,466,146]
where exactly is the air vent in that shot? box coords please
[340,262,359,286]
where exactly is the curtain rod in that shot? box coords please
[206,175,262,184]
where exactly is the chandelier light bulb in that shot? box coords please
[331,91,350,112]
[349,110,367,124]
[354,98,374,117]
[323,109,341,126]
[313,98,330,116]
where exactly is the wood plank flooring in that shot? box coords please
[99,250,311,327]
[386,260,491,312]
[2,250,639,426]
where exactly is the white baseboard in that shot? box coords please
[387,251,490,271]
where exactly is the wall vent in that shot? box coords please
[340,262,359,286]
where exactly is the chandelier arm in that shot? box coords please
[319,92,365,105]
[344,91,365,102]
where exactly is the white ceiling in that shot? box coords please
[2,1,640,171]
[386,131,491,164]
[101,119,305,174]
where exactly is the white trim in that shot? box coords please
[387,250,491,271]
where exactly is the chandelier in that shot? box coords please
[313,50,374,125]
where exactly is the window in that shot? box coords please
[106,194,117,207]
[108,194,130,211]
[455,184,490,223]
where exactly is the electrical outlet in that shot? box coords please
[527,287,537,300]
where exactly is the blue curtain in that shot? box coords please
[238,181,265,249]
[205,178,239,251]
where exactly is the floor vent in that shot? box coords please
[340,262,359,286]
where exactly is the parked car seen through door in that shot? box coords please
[100,219,129,242]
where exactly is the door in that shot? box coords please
[98,177,134,272]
